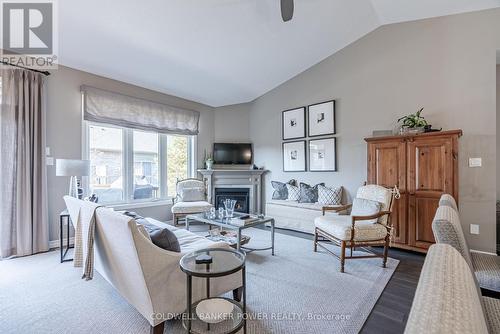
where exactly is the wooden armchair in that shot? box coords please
[314,184,399,272]
[171,178,212,225]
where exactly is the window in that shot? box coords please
[86,123,194,204]
[133,130,159,200]
[89,125,124,203]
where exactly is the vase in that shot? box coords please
[206,160,213,170]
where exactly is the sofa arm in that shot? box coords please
[405,244,488,334]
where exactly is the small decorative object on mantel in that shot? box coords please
[204,149,214,170]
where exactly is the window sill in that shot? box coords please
[110,199,173,210]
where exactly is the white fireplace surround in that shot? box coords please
[197,168,267,214]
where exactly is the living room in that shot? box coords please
[1,1,500,334]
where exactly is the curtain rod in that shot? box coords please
[0,60,51,76]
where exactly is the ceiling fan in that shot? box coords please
[281,0,294,22]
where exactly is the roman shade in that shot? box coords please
[81,85,200,135]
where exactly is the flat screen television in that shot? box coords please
[213,143,253,165]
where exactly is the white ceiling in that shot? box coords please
[59,0,500,107]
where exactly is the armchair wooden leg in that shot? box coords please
[313,229,318,252]
[382,235,390,268]
[233,287,243,302]
[150,321,165,334]
[172,214,177,226]
[340,241,346,273]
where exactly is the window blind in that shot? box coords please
[81,85,200,135]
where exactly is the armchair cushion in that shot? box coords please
[180,187,206,202]
[171,201,213,214]
[314,215,387,241]
[350,198,381,224]
[356,185,393,225]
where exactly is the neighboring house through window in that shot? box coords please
[85,123,194,204]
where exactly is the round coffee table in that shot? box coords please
[180,248,246,334]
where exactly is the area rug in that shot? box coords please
[0,228,398,334]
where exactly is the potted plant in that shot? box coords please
[397,108,428,134]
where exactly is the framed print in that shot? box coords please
[309,138,337,172]
[282,107,306,140]
[283,141,306,172]
[308,100,335,137]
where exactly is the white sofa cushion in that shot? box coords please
[314,215,387,241]
[171,201,212,214]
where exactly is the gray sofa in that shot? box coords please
[432,194,500,292]
[405,244,499,333]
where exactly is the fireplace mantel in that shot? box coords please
[197,169,267,214]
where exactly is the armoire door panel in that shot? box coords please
[408,137,453,194]
[407,136,454,249]
[367,140,406,244]
[408,196,439,249]
[367,141,406,191]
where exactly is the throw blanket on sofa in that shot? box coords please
[63,196,103,280]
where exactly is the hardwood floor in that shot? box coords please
[270,227,425,333]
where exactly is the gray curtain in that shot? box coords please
[0,68,49,258]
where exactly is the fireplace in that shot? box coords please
[214,188,250,214]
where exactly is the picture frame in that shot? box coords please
[282,107,306,140]
[308,137,337,172]
[308,100,335,137]
[283,140,306,172]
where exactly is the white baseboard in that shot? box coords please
[470,249,497,256]
[49,237,75,249]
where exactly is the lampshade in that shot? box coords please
[56,159,90,176]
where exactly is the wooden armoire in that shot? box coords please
[365,130,462,253]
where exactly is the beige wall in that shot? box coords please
[497,64,500,199]
[247,9,500,252]
[214,103,251,143]
[46,66,215,242]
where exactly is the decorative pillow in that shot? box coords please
[285,184,300,201]
[271,179,296,200]
[181,187,205,202]
[350,198,381,224]
[131,215,181,252]
[318,185,343,205]
[298,182,325,203]
[148,228,181,252]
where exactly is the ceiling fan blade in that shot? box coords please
[281,0,294,22]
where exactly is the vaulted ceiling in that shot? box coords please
[59,0,500,107]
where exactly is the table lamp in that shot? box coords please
[56,159,90,198]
